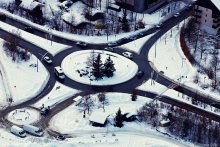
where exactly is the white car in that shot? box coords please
[76,41,87,47]
[43,56,52,65]
[104,47,114,52]
[174,12,180,17]
[108,42,117,47]
[122,51,133,59]
[54,66,65,80]
[155,23,163,28]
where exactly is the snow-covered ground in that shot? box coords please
[119,33,156,54]
[148,22,220,100]
[32,82,80,109]
[61,50,138,86]
[0,21,70,56]
[0,39,49,106]
[6,108,40,125]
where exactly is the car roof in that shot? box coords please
[54,66,63,73]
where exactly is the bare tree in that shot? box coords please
[98,92,108,111]
[78,95,94,117]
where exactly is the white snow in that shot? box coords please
[6,108,40,125]
[0,21,70,56]
[61,50,138,86]
[0,39,49,105]
[211,0,220,11]
[119,33,156,54]
[89,111,109,124]
[32,82,80,109]
[148,21,220,100]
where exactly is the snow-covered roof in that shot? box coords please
[160,119,170,125]
[89,111,109,124]
[20,0,44,11]
[211,0,220,11]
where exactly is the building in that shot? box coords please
[89,111,109,127]
[115,0,167,13]
[194,0,220,35]
[81,0,167,13]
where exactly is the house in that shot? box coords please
[115,0,168,13]
[89,111,109,127]
[194,0,220,35]
[19,0,44,23]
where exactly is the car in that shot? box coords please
[54,66,65,80]
[155,23,163,28]
[24,27,34,33]
[76,41,87,47]
[43,56,52,65]
[136,70,144,78]
[108,42,117,47]
[128,36,137,41]
[137,32,144,37]
[40,107,50,115]
[174,12,180,17]
[56,135,66,140]
[122,51,133,59]
[118,37,129,44]
[104,47,114,52]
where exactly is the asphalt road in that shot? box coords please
[1,6,220,138]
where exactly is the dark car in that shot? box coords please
[0,13,6,21]
[137,71,144,78]
[24,27,34,33]
[40,107,50,115]
[56,135,66,140]
[76,41,87,47]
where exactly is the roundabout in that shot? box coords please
[6,108,40,125]
[61,50,138,86]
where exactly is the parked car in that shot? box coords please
[40,107,50,115]
[137,32,144,37]
[54,66,65,80]
[10,125,26,138]
[108,42,117,47]
[0,13,6,21]
[104,47,114,52]
[128,36,137,41]
[43,56,52,65]
[24,27,34,33]
[23,125,44,137]
[76,41,87,47]
[174,12,180,17]
[118,37,129,44]
[56,134,66,140]
[122,51,133,59]
[155,23,163,28]
[136,70,144,78]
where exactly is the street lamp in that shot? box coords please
[181,57,186,68]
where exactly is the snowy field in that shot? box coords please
[119,33,156,54]
[0,21,70,56]
[148,22,220,100]
[61,50,138,86]
[0,39,49,106]
[32,82,80,109]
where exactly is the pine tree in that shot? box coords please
[131,90,137,101]
[98,92,108,112]
[92,53,104,79]
[114,108,123,128]
[103,56,116,77]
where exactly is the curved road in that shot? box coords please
[1,6,220,139]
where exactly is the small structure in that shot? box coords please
[89,111,109,127]
[73,95,83,106]
[159,119,170,127]
[123,113,137,122]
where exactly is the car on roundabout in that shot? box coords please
[76,41,87,47]
[43,56,52,65]
[122,51,133,59]
[104,47,114,52]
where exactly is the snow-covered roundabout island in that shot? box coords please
[6,108,40,125]
[61,50,138,86]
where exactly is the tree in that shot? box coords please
[78,95,94,116]
[114,108,123,127]
[131,90,137,101]
[103,55,115,77]
[98,92,108,112]
[92,53,104,79]
[121,9,129,32]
